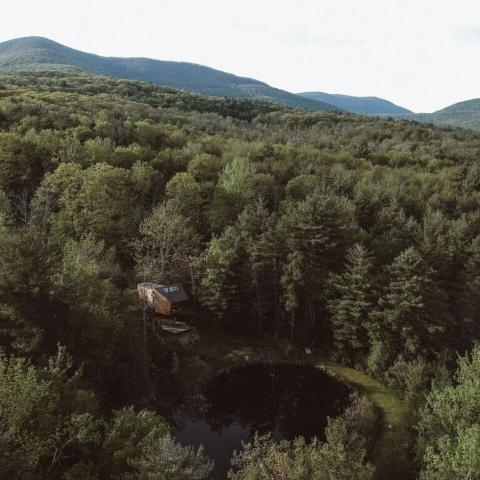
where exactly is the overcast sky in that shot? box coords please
[1,0,480,112]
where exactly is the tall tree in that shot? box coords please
[237,201,285,335]
[281,251,303,341]
[199,226,248,325]
[328,244,374,363]
[56,235,123,379]
[0,224,62,357]
[283,188,356,338]
[368,247,450,373]
[134,201,200,285]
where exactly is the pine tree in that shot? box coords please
[248,213,285,336]
[368,247,450,371]
[283,188,356,336]
[328,244,374,363]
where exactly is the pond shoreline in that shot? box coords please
[173,362,352,480]
[159,324,409,479]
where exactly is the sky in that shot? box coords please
[1,0,480,112]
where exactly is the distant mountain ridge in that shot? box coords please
[0,36,338,112]
[300,91,480,130]
[1,36,480,130]
[298,91,412,115]
[412,99,480,130]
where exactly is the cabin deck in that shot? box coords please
[158,318,192,334]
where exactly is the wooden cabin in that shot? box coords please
[137,282,188,316]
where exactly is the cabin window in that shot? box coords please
[163,286,179,293]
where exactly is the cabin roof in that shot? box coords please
[139,282,188,304]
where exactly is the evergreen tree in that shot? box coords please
[237,201,285,335]
[328,244,374,363]
[368,247,450,372]
[283,188,356,337]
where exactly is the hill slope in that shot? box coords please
[298,91,412,115]
[0,36,338,112]
[413,99,480,130]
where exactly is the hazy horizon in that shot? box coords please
[2,0,480,113]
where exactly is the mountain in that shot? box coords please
[298,91,412,115]
[0,36,338,112]
[412,99,480,130]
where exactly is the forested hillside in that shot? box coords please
[298,91,412,115]
[414,98,480,130]
[0,37,338,111]
[1,71,480,479]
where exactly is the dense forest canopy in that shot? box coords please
[1,71,480,479]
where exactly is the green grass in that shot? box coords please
[169,327,411,479]
[320,360,406,427]
[314,357,411,479]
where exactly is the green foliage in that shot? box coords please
[0,37,337,113]
[415,98,480,130]
[126,435,213,480]
[1,70,480,479]
[299,91,412,115]
[33,162,141,253]
[0,132,46,195]
[165,172,212,235]
[246,206,285,335]
[0,347,98,479]
[56,235,123,376]
[0,347,198,480]
[0,224,58,356]
[99,408,170,478]
[199,226,246,322]
[328,244,374,362]
[417,345,480,479]
[228,418,374,480]
[367,247,450,373]
[283,188,356,337]
[135,201,200,284]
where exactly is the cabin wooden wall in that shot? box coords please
[138,285,173,316]
[152,290,172,316]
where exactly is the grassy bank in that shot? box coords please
[316,358,411,479]
[167,326,410,478]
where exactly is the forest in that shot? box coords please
[1,71,480,480]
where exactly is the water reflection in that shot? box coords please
[174,363,351,479]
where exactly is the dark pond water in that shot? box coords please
[173,363,351,480]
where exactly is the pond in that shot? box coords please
[173,363,352,480]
